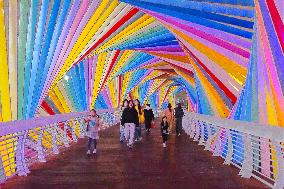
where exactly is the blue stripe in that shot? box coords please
[26,0,50,118]
[23,0,39,119]
[121,0,253,39]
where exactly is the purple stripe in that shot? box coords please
[143,9,252,50]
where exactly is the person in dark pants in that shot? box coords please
[160,116,169,148]
[85,109,101,154]
[174,103,184,136]
[143,104,154,132]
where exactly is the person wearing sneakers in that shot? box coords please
[85,109,101,154]
[160,116,169,148]
[121,100,139,148]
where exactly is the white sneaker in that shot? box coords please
[87,150,91,155]
[163,143,166,148]
[93,149,97,154]
[139,137,142,141]
[135,139,138,142]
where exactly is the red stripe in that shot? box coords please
[77,8,139,62]
[41,100,55,115]
[266,0,284,53]
[99,50,121,93]
[182,44,237,103]
[41,101,73,139]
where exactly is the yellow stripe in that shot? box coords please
[48,90,65,113]
[54,0,117,86]
[57,82,75,112]
[0,0,11,121]
[53,86,71,113]
[168,25,247,85]
[191,59,229,117]
[96,15,154,53]
[91,53,107,107]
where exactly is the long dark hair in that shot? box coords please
[135,99,142,115]
[128,100,134,108]
[167,103,172,112]
[122,99,128,108]
[161,116,168,126]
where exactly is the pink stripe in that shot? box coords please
[153,12,250,59]
[257,31,268,124]
[256,1,284,113]
[83,59,89,110]
[147,11,249,67]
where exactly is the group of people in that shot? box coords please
[84,100,184,154]
[120,99,155,148]
[120,100,184,149]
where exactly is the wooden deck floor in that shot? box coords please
[3,122,267,189]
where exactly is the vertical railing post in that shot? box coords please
[272,141,284,189]
[239,133,253,178]
[193,121,200,141]
[205,124,212,151]
[224,128,233,165]
[51,124,59,155]
[213,128,221,157]
[16,131,30,176]
[189,118,195,138]
[63,122,70,147]
[71,120,77,142]
[199,122,205,145]
[37,127,46,163]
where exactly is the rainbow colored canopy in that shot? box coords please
[0,0,283,126]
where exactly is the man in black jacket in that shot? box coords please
[121,100,139,148]
[174,103,184,136]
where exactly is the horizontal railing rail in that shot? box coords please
[0,109,119,184]
[183,111,284,189]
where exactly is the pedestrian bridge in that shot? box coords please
[0,110,283,188]
[0,0,283,188]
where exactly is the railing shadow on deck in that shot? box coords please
[182,111,284,189]
[0,109,119,184]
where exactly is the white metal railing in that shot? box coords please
[0,109,119,183]
[182,111,284,189]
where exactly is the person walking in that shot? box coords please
[119,99,128,143]
[163,103,174,133]
[174,103,184,136]
[85,109,101,154]
[134,99,143,141]
[161,116,169,148]
[121,100,139,148]
[144,104,154,132]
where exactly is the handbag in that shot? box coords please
[151,121,155,128]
